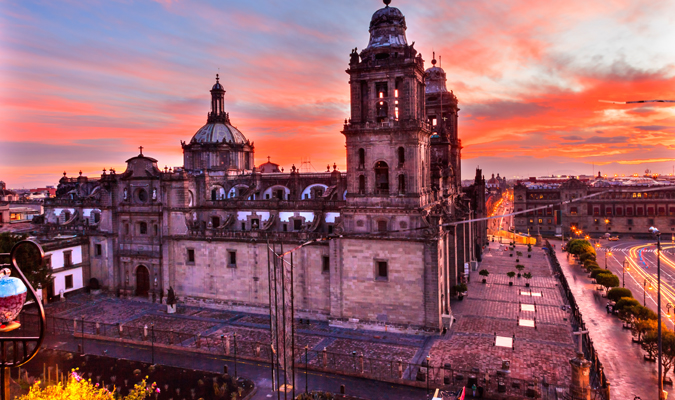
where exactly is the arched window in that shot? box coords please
[139,221,148,235]
[358,149,365,169]
[375,161,389,193]
[398,175,406,194]
[397,147,405,166]
[358,175,366,194]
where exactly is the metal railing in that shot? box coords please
[31,313,568,396]
[545,239,609,400]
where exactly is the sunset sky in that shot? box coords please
[1,0,675,188]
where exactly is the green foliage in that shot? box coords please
[0,232,52,290]
[523,272,532,280]
[479,269,490,277]
[454,283,467,293]
[590,268,608,279]
[579,252,596,263]
[615,297,640,312]
[296,392,336,400]
[659,329,675,388]
[516,251,523,257]
[642,328,660,360]
[583,259,599,270]
[596,273,620,292]
[515,265,525,272]
[506,271,516,279]
[527,244,532,252]
[607,287,633,302]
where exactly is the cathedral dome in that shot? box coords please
[191,122,247,145]
[425,58,448,94]
[366,1,407,50]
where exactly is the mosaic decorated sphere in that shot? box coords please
[0,269,27,330]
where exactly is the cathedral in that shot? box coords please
[41,1,486,332]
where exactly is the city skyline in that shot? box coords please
[2,0,675,187]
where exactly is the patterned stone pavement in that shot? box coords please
[556,247,659,400]
[429,242,577,389]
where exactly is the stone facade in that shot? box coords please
[514,176,675,237]
[40,2,486,332]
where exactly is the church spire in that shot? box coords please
[208,74,228,123]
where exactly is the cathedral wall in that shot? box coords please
[331,238,426,327]
[169,239,331,317]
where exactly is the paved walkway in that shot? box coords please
[429,241,577,394]
[555,247,659,400]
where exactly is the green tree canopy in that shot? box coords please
[596,273,620,292]
[607,288,633,302]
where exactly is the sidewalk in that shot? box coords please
[40,333,429,400]
[555,247,658,400]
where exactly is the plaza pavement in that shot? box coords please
[428,241,577,391]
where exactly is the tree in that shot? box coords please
[506,271,516,282]
[660,329,675,389]
[479,269,489,283]
[515,265,525,273]
[596,273,620,293]
[590,268,607,280]
[628,305,658,342]
[615,297,640,313]
[607,288,633,302]
[523,272,532,286]
[642,326,659,361]
[0,232,52,290]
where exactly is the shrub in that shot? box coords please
[615,297,640,312]
[584,259,599,269]
[579,252,596,263]
[19,373,153,400]
[506,271,516,279]
[454,283,467,293]
[597,273,620,292]
[479,269,490,277]
[608,288,633,302]
[590,269,608,279]
[523,272,532,280]
[515,265,525,272]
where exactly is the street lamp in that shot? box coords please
[604,250,612,270]
[649,226,664,400]
[622,260,630,288]
[644,279,647,306]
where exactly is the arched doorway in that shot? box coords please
[136,265,150,297]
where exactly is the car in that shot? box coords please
[608,236,619,241]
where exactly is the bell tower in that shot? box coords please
[342,0,431,216]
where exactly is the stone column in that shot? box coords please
[569,352,592,400]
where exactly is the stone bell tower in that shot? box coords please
[342,0,432,217]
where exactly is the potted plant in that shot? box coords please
[479,269,490,284]
[507,271,516,286]
[523,272,532,287]
[454,283,468,300]
[166,286,177,314]
[515,264,525,277]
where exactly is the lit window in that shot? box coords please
[394,89,399,97]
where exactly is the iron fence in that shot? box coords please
[545,239,609,400]
[33,312,568,397]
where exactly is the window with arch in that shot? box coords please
[374,161,389,193]
[397,147,405,166]
[358,175,365,194]
[398,175,406,194]
[139,221,148,235]
[358,148,365,169]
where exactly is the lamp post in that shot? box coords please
[605,250,612,270]
[151,323,155,365]
[650,226,663,400]
[622,260,630,288]
[644,279,647,306]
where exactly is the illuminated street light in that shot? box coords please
[650,225,664,399]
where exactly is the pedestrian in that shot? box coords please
[472,383,477,397]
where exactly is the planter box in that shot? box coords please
[509,282,513,286]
